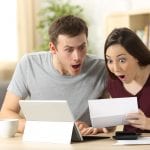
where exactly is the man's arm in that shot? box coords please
[99,89,110,99]
[76,90,116,135]
[0,91,25,133]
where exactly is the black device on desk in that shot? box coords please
[113,131,141,140]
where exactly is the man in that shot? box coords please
[0,15,108,135]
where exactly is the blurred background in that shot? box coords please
[0,0,150,82]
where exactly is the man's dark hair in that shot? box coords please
[48,15,88,45]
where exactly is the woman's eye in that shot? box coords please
[107,59,113,64]
[119,58,126,63]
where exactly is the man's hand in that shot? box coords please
[75,121,110,135]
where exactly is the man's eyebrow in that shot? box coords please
[64,42,86,48]
[77,42,87,47]
[64,45,73,48]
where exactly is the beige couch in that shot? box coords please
[0,81,9,109]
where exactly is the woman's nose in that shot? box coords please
[113,62,120,72]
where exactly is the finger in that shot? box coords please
[90,128,99,135]
[82,127,99,135]
[138,109,145,116]
[80,128,87,135]
[76,121,88,130]
[78,124,85,130]
[126,114,140,120]
[81,127,93,135]
[127,110,145,119]
[129,123,145,130]
[102,128,109,133]
[128,119,141,125]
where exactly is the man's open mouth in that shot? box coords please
[72,64,81,69]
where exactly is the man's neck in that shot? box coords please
[51,55,69,75]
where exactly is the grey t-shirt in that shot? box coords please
[8,51,107,125]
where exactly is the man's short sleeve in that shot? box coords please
[7,55,29,99]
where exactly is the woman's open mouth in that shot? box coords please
[118,75,125,81]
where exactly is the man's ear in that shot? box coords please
[49,42,57,54]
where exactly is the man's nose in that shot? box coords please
[72,50,80,61]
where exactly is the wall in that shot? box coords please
[71,0,150,58]
[35,0,150,58]
[2,0,149,81]
[70,0,130,57]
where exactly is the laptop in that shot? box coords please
[19,100,109,144]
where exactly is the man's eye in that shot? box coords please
[79,45,86,51]
[65,48,73,53]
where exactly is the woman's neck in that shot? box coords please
[123,65,150,95]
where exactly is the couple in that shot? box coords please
[0,15,150,135]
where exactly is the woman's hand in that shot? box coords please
[126,109,150,130]
[75,121,112,135]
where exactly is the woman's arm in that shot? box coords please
[126,109,150,130]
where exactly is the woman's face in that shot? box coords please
[106,44,139,84]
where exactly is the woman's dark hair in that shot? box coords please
[104,27,150,79]
[48,15,88,46]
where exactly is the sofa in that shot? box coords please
[0,81,9,109]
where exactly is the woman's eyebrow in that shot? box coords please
[117,54,127,57]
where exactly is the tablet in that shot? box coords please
[20,100,110,143]
[19,100,83,143]
[20,100,74,122]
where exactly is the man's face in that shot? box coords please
[50,33,87,76]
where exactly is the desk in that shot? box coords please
[0,133,150,150]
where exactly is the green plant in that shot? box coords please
[36,0,84,51]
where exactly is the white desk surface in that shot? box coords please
[0,133,150,150]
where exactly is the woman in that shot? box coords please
[104,27,150,133]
